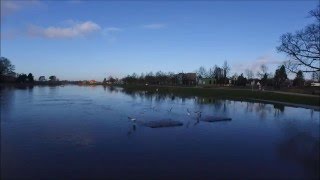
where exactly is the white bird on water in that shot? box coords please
[187,109,191,116]
[128,116,136,122]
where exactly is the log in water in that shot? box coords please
[201,116,232,122]
[139,119,183,128]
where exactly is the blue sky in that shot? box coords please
[1,0,318,80]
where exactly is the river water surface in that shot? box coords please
[1,85,319,179]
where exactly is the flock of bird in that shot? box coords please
[127,106,202,123]
[127,106,202,136]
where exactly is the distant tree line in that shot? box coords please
[16,73,34,83]
[1,55,316,89]
[195,61,231,85]
[103,76,118,84]
[0,57,58,84]
[121,61,319,89]
[122,71,178,85]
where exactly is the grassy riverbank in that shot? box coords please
[120,84,320,107]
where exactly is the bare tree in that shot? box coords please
[222,60,231,78]
[196,66,208,78]
[309,5,320,21]
[208,66,215,78]
[257,64,268,78]
[312,71,320,82]
[277,6,320,73]
[212,65,224,79]
[0,57,15,76]
[245,69,254,79]
[231,73,238,80]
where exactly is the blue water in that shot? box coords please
[1,85,319,179]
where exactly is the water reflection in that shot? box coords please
[119,87,319,119]
[127,124,136,136]
[120,87,320,177]
[1,85,319,179]
[277,119,319,178]
[103,85,120,94]
[0,86,15,122]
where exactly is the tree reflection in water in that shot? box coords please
[103,85,120,94]
[244,101,284,119]
[0,86,16,122]
[273,103,285,117]
[2,86,319,179]
[119,88,303,121]
[278,119,320,178]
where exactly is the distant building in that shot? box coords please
[184,73,197,85]
[89,80,97,84]
[176,73,197,86]
[246,78,260,86]
[39,76,46,81]
[311,82,320,87]
[198,77,216,86]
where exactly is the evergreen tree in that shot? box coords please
[261,73,268,86]
[16,74,28,83]
[236,73,247,86]
[27,73,34,82]
[293,71,304,87]
[273,65,287,89]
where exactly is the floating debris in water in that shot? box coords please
[141,119,183,128]
[187,109,191,116]
[201,116,232,122]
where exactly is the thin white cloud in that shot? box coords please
[1,0,21,17]
[142,23,166,29]
[232,54,283,75]
[2,1,19,11]
[1,0,42,18]
[28,21,101,39]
